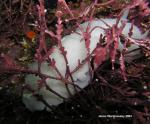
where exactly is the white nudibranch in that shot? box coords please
[23,10,149,111]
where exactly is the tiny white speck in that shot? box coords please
[35,21,38,24]
[134,102,137,105]
[143,85,147,89]
[44,9,47,13]
[77,104,80,107]
[92,54,95,57]
[65,19,69,22]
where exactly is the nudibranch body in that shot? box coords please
[23,10,149,111]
